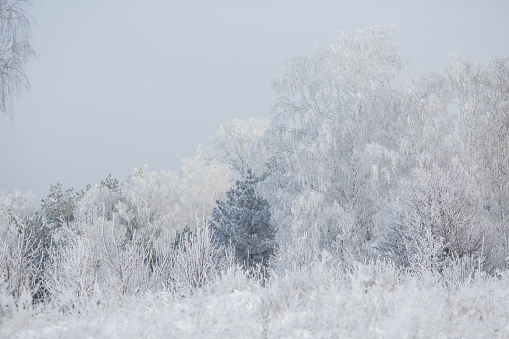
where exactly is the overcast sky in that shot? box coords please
[1,0,508,200]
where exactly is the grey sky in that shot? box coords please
[1,0,508,200]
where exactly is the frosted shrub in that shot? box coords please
[44,233,102,313]
[0,221,45,300]
[44,213,160,313]
[169,224,234,294]
[263,251,337,317]
[347,259,399,293]
[0,191,49,301]
[269,231,321,275]
[99,222,160,297]
[383,165,495,273]
[440,254,486,284]
[0,280,39,330]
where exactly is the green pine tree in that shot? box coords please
[41,179,76,226]
[211,169,275,267]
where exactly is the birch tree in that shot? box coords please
[0,0,36,120]
[210,117,271,178]
[262,26,403,256]
[445,54,509,251]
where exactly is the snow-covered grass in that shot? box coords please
[3,260,509,338]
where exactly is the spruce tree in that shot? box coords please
[211,169,275,267]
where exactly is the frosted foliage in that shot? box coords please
[446,54,509,246]
[396,54,509,259]
[385,166,495,272]
[397,72,456,173]
[5,26,509,337]
[168,226,236,293]
[271,26,401,128]
[210,118,271,178]
[91,156,231,256]
[114,157,231,249]
[44,232,103,311]
[3,190,36,222]
[44,217,161,312]
[263,26,404,254]
[0,191,45,314]
[119,165,179,231]
[0,191,38,249]
[175,154,232,231]
[0,223,44,299]
[211,170,275,267]
[6,260,509,338]
[41,179,75,226]
[0,0,35,119]
[77,185,121,223]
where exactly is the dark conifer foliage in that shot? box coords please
[211,169,275,267]
[40,179,76,227]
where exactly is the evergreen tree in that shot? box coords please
[41,179,76,226]
[101,173,120,192]
[211,169,275,267]
[76,183,91,201]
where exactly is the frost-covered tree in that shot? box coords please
[77,173,123,224]
[41,179,76,227]
[0,191,46,304]
[445,54,509,251]
[261,26,404,256]
[101,173,120,192]
[211,170,275,267]
[117,165,179,235]
[396,53,509,265]
[210,118,271,178]
[381,165,495,272]
[115,157,231,247]
[397,70,454,171]
[174,153,232,232]
[0,0,36,120]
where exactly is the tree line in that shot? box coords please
[1,26,509,315]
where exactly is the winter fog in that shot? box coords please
[2,1,509,338]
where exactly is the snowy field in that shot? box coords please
[3,262,509,338]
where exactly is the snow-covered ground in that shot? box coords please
[3,263,509,338]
